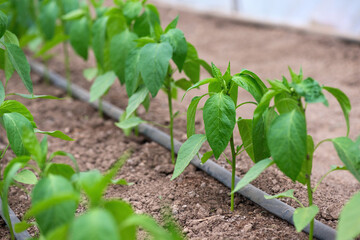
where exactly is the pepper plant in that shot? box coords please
[171,62,267,211]
[232,68,351,239]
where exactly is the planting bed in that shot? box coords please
[1,2,360,240]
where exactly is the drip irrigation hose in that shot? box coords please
[29,60,337,240]
[0,197,31,240]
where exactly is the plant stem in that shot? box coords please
[306,178,314,240]
[167,83,175,164]
[63,41,71,96]
[230,134,236,211]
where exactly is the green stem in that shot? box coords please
[167,83,175,164]
[63,41,71,96]
[230,134,236,211]
[306,177,314,240]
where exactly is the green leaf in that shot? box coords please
[182,78,216,100]
[0,80,4,105]
[291,78,328,106]
[62,9,85,21]
[115,116,144,130]
[296,135,314,185]
[83,68,98,81]
[201,151,213,164]
[203,93,236,159]
[49,151,79,173]
[240,69,267,94]
[92,16,108,67]
[232,158,273,193]
[125,48,141,96]
[237,118,255,161]
[125,86,149,118]
[0,10,7,38]
[323,86,351,136]
[14,221,33,233]
[175,78,192,91]
[268,79,291,92]
[133,4,160,37]
[160,29,187,71]
[46,163,75,180]
[3,112,34,156]
[337,191,360,240]
[186,95,203,138]
[70,17,90,60]
[123,1,142,19]
[0,100,36,127]
[252,110,271,162]
[110,30,138,84]
[293,205,319,232]
[183,43,200,83]
[332,137,360,182]
[22,128,45,168]
[14,169,37,184]
[171,134,206,180]
[139,42,173,97]
[38,1,58,40]
[4,43,33,94]
[165,15,179,33]
[35,34,69,57]
[264,189,295,200]
[31,175,77,235]
[89,72,116,102]
[69,208,119,240]
[211,63,223,81]
[35,129,74,141]
[232,74,263,103]
[289,67,302,84]
[104,200,136,239]
[105,8,127,39]
[10,93,61,99]
[268,110,307,181]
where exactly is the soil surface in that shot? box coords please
[1,2,360,240]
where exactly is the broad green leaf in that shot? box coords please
[165,15,179,33]
[31,175,77,235]
[211,63,223,81]
[121,214,171,239]
[293,205,319,232]
[171,134,206,180]
[252,110,271,162]
[10,93,61,99]
[232,74,263,103]
[4,31,19,46]
[296,135,314,185]
[72,170,106,205]
[62,9,85,21]
[3,112,33,156]
[46,163,75,180]
[203,93,236,159]
[264,189,296,200]
[123,1,142,19]
[253,90,279,127]
[186,95,205,138]
[332,137,360,182]
[35,33,69,57]
[274,92,300,114]
[229,81,238,105]
[125,48,141,96]
[268,110,307,181]
[0,81,4,104]
[83,68,98,81]
[323,86,351,136]
[105,8,127,38]
[110,30,138,84]
[92,16,108,67]
[208,80,222,95]
[182,77,216,100]
[115,116,144,130]
[133,4,160,37]
[69,209,119,240]
[268,79,290,92]
[139,42,173,97]
[125,86,149,118]
[104,200,136,239]
[38,1,58,40]
[89,72,116,102]
[22,128,45,168]
[201,151,213,164]
[240,69,267,93]
[237,118,254,161]
[160,29,187,71]
[233,158,274,193]
[45,224,69,240]
[69,17,90,60]
[183,43,200,83]
[49,151,79,173]
[4,43,33,94]
[291,78,328,106]
[135,37,156,47]
[0,10,7,38]
[0,100,36,127]
[337,191,360,240]
[14,169,37,184]
[35,129,74,141]
[175,78,192,91]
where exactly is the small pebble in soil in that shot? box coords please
[200,182,206,188]
[242,223,253,233]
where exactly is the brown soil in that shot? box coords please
[1,2,360,240]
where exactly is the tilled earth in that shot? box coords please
[1,3,360,240]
